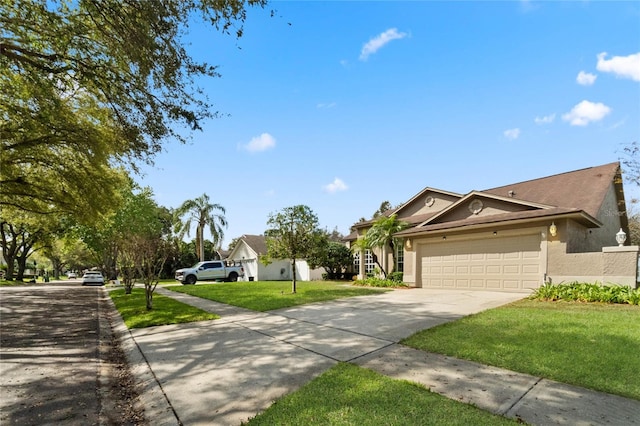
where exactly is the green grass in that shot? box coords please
[109,288,219,329]
[0,279,27,286]
[246,363,518,425]
[402,299,640,400]
[169,281,389,311]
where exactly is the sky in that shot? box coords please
[134,1,640,249]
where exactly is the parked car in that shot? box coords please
[67,272,77,279]
[82,271,105,286]
[175,260,244,285]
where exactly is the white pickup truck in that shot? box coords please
[175,260,244,285]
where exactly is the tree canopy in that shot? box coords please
[174,193,227,261]
[264,205,324,293]
[1,0,267,220]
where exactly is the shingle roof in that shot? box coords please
[481,162,621,218]
[350,162,623,236]
[241,234,267,255]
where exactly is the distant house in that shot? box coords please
[226,235,324,281]
[346,162,638,290]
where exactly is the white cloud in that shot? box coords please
[562,100,611,126]
[503,128,521,140]
[264,189,275,197]
[596,52,640,81]
[317,102,337,109]
[576,71,597,86]
[534,114,556,125]
[240,133,276,153]
[359,28,408,61]
[323,178,348,193]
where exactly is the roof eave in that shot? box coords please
[395,211,602,238]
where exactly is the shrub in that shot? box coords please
[388,272,403,283]
[354,276,409,288]
[530,282,640,305]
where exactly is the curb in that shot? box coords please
[102,288,180,425]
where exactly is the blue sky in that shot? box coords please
[134,1,640,249]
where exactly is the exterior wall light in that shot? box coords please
[405,239,411,249]
[549,222,557,237]
[616,228,627,246]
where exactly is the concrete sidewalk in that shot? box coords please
[114,286,640,425]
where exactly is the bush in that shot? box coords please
[388,272,403,283]
[354,276,409,288]
[530,282,640,305]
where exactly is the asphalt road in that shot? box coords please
[0,281,144,425]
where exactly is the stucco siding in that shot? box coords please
[547,245,638,287]
[438,198,532,223]
[398,193,458,219]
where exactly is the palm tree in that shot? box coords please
[174,193,227,261]
[366,214,410,275]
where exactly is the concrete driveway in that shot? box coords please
[125,288,525,425]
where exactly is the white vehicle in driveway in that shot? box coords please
[175,260,244,285]
[82,271,105,286]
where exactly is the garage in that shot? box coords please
[418,233,544,291]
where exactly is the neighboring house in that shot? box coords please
[226,235,324,281]
[346,162,638,291]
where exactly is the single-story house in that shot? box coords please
[346,162,638,291]
[226,234,324,281]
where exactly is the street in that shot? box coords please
[0,282,145,425]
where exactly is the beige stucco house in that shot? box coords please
[227,234,324,281]
[347,162,638,291]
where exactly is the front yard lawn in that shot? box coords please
[247,363,518,425]
[169,281,389,311]
[401,299,640,400]
[109,288,219,329]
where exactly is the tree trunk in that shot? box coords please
[371,253,387,278]
[291,258,297,293]
[145,286,153,310]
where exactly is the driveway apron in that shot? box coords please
[128,287,525,425]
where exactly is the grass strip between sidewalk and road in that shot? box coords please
[109,288,219,329]
[246,362,519,425]
[168,281,389,311]
[401,299,640,401]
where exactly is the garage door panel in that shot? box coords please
[504,280,520,289]
[486,279,501,288]
[486,265,501,274]
[456,279,470,288]
[420,234,543,291]
[503,265,520,274]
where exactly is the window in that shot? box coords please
[364,250,375,275]
[396,243,404,272]
[354,250,375,275]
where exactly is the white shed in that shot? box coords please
[227,235,324,281]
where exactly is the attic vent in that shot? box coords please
[508,190,515,197]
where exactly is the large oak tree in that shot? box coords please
[1,0,268,221]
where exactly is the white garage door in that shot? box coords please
[419,234,543,291]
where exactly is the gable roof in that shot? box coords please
[239,234,268,255]
[351,162,623,238]
[393,187,463,216]
[418,190,556,227]
[481,162,621,218]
